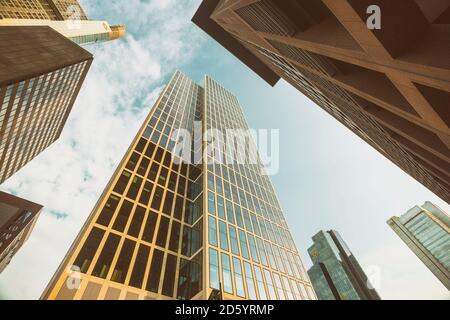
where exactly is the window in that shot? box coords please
[219,221,229,251]
[217,196,226,220]
[234,205,244,228]
[126,152,140,171]
[162,191,174,216]
[146,249,164,293]
[242,209,253,232]
[209,248,220,289]
[226,200,235,224]
[127,176,143,199]
[173,196,184,220]
[233,258,246,298]
[254,266,267,300]
[137,157,150,176]
[156,216,170,248]
[247,234,259,263]
[112,200,133,232]
[208,216,218,247]
[238,229,250,260]
[128,206,146,238]
[129,244,150,289]
[92,233,120,279]
[273,273,286,300]
[169,221,181,252]
[142,210,158,243]
[147,162,159,181]
[282,276,294,300]
[111,239,136,284]
[139,181,153,206]
[291,279,301,300]
[97,195,120,227]
[256,238,268,266]
[113,170,131,194]
[162,254,177,297]
[73,227,105,273]
[264,269,276,299]
[151,186,164,210]
[250,213,261,236]
[221,253,233,294]
[208,192,216,215]
[265,241,277,269]
[243,262,257,300]
[229,225,240,255]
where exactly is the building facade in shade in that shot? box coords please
[387,202,450,290]
[0,191,43,273]
[0,26,93,183]
[307,230,381,300]
[193,0,450,204]
[42,71,316,300]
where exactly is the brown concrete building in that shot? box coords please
[0,0,88,20]
[0,26,93,183]
[193,0,450,203]
[0,191,43,273]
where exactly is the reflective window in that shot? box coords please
[247,234,259,263]
[233,258,246,298]
[221,253,233,294]
[238,229,250,260]
[243,262,257,300]
[208,216,218,247]
[209,248,220,289]
[254,266,267,299]
[229,225,240,255]
[219,221,229,251]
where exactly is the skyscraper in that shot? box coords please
[0,191,43,273]
[0,0,125,183]
[388,202,450,290]
[42,71,316,300]
[307,230,381,300]
[0,26,93,183]
[0,1,125,46]
[192,0,450,204]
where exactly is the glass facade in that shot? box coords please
[388,202,450,290]
[42,71,314,300]
[307,230,381,300]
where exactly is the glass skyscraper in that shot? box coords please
[388,202,450,290]
[307,230,381,300]
[42,71,316,300]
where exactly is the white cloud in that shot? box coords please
[0,0,205,299]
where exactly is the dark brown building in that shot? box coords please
[193,0,450,203]
[0,191,43,273]
[0,26,92,183]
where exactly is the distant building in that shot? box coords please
[0,0,125,183]
[388,202,450,290]
[193,0,450,204]
[307,230,381,300]
[0,191,42,273]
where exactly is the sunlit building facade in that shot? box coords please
[307,230,381,300]
[388,202,450,290]
[0,191,43,273]
[42,71,316,300]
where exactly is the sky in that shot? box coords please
[0,0,449,300]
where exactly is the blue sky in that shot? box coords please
[0,0,448,300]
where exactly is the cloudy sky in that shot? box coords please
[0,0,449,300]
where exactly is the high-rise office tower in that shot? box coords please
[0,26,93,184]
[0,191,43,273]
[307,230,381,300]
[42,71,316,300]
[193,0,450,204]
[388,202,450,290]
[0,1,125,183]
